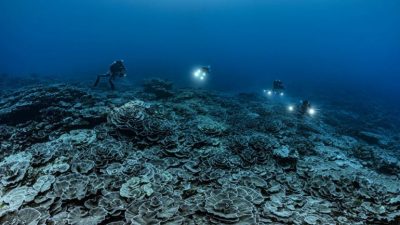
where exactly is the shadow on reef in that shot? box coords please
[0,79,399,224]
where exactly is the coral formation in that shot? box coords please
[0,80,399,224]
[108,100,175,146]
[205,185,262,224]
[142,78,174,99]
[0,152,31,186]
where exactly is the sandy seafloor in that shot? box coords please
[0,78,399,225]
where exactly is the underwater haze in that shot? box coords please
[1,0,400,94]
[1,1,400,224]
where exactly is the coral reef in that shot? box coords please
[108,100,176,147]
[0,80,399,224]
[141,78,174,99]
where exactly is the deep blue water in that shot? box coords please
[1,0,400,104]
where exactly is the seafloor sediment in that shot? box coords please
[0,79,399,225]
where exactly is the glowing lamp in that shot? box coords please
[193,69,201,77]
[308,108,316,116]
[193,68,207,81]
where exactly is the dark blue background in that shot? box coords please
[1,0,399,100]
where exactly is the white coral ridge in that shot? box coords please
[0,152,32,186]
[0,186,38,217]
[273,146,294,158]
[60,129,97,147]
[0,174,56,217]
[33,175,56,193]
[120,177,154,199]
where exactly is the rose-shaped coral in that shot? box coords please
[205,186,263,224]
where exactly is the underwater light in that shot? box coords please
[288,105,294,112]
[267,90,272,96]
[308,108,316,116]
[193,68,207,81]
[193,69,201,77]
[280,92,284,96]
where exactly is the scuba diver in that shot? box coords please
[200,66,211,75]
[272,80,285,95]
[193,65,211,80]
[94,60,127,90]
[287,100,316,116]
[299,100,315,115]
[192,65,211,81]
[264,79,285,96]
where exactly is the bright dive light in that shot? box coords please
[308,108,316,116]
[267,90,272,96]
[280,92,284,96]
[194,69,201,77]
[288,105,294,112]
[193,68,207,81]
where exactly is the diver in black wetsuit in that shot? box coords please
[272,80,285,94]
[299,100,312,115]
[94,60,127,90]
[200,66,211,75]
